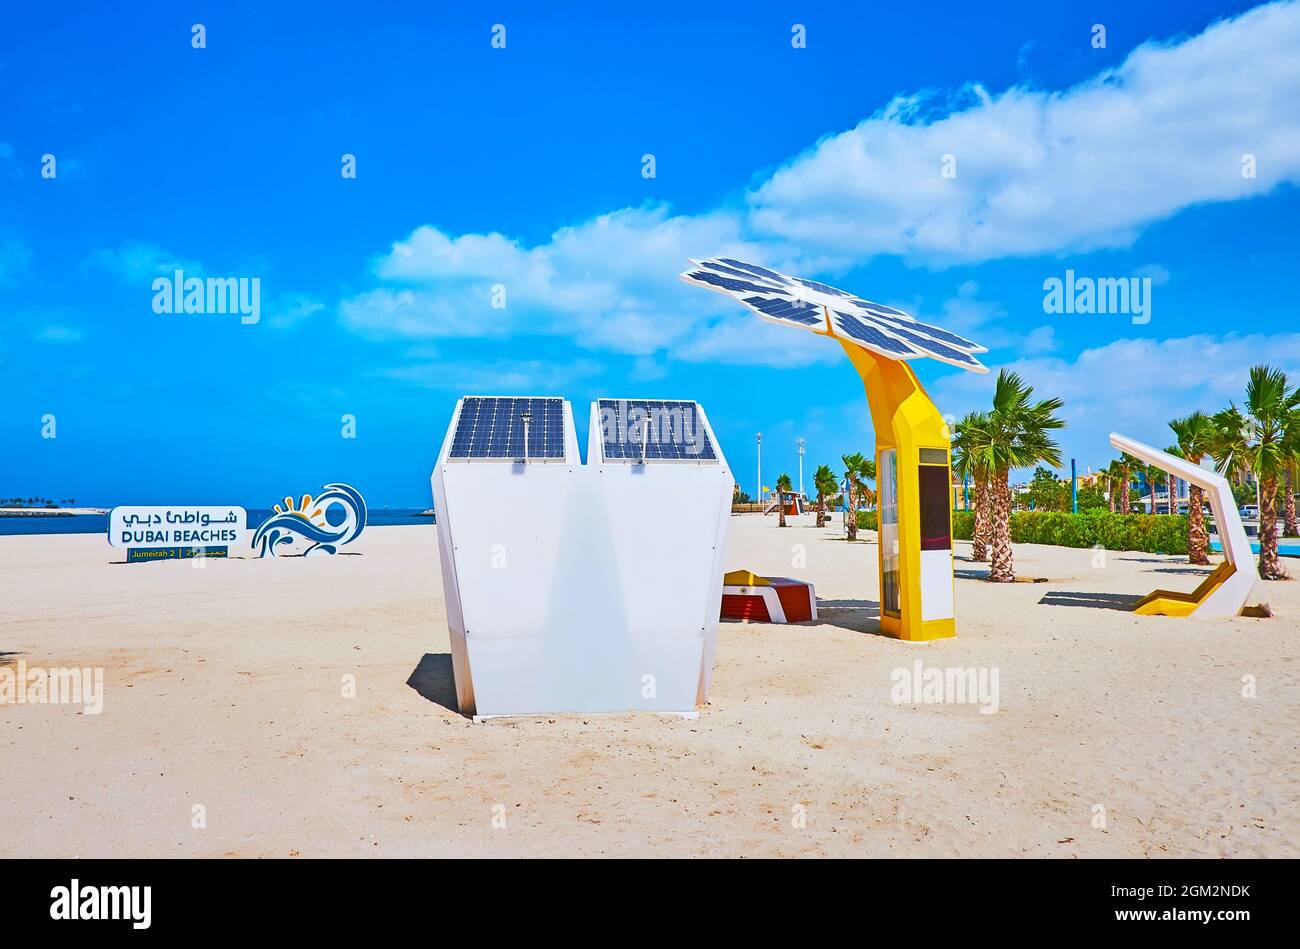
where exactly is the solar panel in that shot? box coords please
[449,396,567,461]
[597,399,718,463]
[851,303,985,351]
[717,258,792,286]
[697,259,786,284]
[852,313,987,370]
[794,277,851,298]
[743,294,823,327]
[684,270,785,296]
[829,311,918,356]
[679,257,990,373]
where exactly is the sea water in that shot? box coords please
[0,508,434,537]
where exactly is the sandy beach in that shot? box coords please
[2,516,1296,858]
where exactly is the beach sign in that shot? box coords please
[109,506,247,562]
[251,483,367,557]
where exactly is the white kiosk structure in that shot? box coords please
[431,396,733,718]
[1110,432,1259,617]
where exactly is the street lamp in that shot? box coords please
[796,437,806,497]
[756,432,762,506]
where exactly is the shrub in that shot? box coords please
[855,510,878,531]
[948,509,1187,555]
[953,511,975,539]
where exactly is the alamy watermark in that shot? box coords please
[890,660,999,714]
[0,660,104,714]
[152,269,260,325]
[50,879,151,929]
[1042,269,1151,325]
[598,399,710,458]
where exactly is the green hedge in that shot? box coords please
[855,510,877,531]
[950,509,1188,555]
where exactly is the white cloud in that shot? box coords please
[337,1,1300,369]
[375,356,603,392]
[748,1,1300,263]
[931,331,1300,466]
[89,241,203,282]
[0,229,32,285]
[673,312,842,368]
[265,291,325,330]
[35,325,84,344]
[341,207,767,355]
[0,142,18,179]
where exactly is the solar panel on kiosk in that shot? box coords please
[598,399,717,463]
[680,257,990,373]
[449,396,566,460]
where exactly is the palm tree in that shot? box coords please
[856,457,877,514]
[1214,366,1300,580]
[775,473,793,527]
[1102,459,1126,513]
[1210,405,1251,484]
[1170,412,1214,565]
[813,464,836,528]
[1118,452,1143,514]
[860,458,877,488]
[952,411,993,562]
[1283,433,1300,537]
[980,370,1066,582]
[842,452,866,541]
[1141,462,1166,514]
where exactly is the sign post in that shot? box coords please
[108,507,247,562]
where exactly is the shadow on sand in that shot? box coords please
[814,598,889,637]
[406,653,464,715]
[1038,591,1142,612]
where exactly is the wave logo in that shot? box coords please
[252,483,367,557]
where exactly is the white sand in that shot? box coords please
[2,516,1296,858]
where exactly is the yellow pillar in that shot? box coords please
[840,341,956,641]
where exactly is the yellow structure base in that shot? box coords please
[881,614,955,641]
[838,340,958,642]
[1133,561,1236,617]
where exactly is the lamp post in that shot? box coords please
[1071,458,1078,513]
[756,432,762,506]
[796,437,806,497]
[520,410,533,463]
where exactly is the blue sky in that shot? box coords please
[3,0,1299,506]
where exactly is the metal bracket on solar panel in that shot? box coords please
[637,417,650,466]
[519,410,533,464]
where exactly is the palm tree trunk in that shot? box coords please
[972,476,990,562]
[989,468,1015,582]
[816,494,826,528]
[1284,466,1298,537]
[778,492,787,528]
[1120,469,1130,514]
[1107,478,1115,513]
[1187,484,1209,565]
[1259,478,1286,580]
[845,480,857,541]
